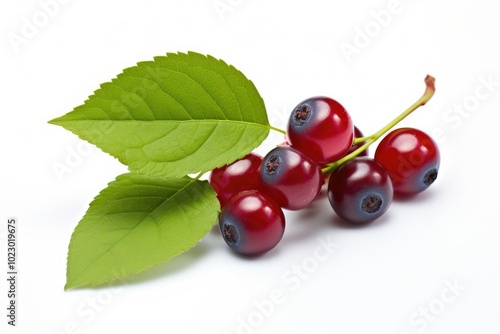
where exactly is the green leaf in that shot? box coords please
[50,51,270,178]
[65,173,219,289]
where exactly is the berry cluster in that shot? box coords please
[209,76,439,256]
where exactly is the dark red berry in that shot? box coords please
[347,126,369,156]
[374,128,440,196]
[209,153,263,206]
[218,190,285,256]
[286,97,354,164]
[260,146,323,210]
[328,157,393,224]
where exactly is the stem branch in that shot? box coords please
[353,135,374,144]
[270,125,286,135]
[322,75,435,174]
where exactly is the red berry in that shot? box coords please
[347,126,369,156]
[374,128,440,196]
[286,97,354,164]
[218,190,285,256]
[328,157,393,224]
[209,153,263,206]
[260,146,322,210]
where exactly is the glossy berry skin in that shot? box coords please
[260,146,323,210]
[209,153,263,206]
[218,190,285,256]
[328,157,393,224]
[286,96,354,164]
[347,126,369,157]
[374,128,440,196]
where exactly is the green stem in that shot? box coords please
[270,125,287,135]
[371,75,435,140]
[192,171,205,181]
[353,135,374,144]
[322,75,435,174]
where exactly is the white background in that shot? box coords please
[2,0,500,333]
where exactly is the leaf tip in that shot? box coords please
[48,113,71,127]
[64,280,76,291]
[65,276,91,290]
[48,117,61,126]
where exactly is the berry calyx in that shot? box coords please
[218,190,285,256]
[374,128,440,195]
[260,146,323,210]
[286,97,354,164]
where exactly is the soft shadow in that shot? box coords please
[281,199,335,244]
[393,188,437,203]
[72,243,212,291]
[223,245,284,262]
[330,210,393,230]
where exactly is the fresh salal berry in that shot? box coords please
[218,190,285,256]
[209,153,263,206]
[374,128,439,196]
[286,96,354,164]
[328,157,393,224]
[260,146,322,210]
